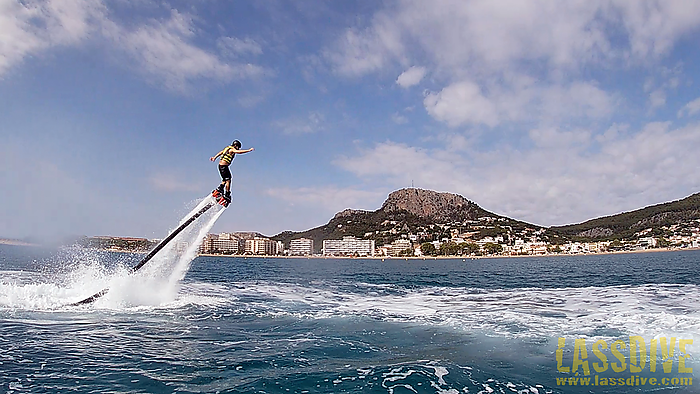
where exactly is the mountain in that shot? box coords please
[380,188,489,222]
[549,192,700,240]
[272,188,700,252]
[272,188,538,252]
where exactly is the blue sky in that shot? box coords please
[2,0,700,242]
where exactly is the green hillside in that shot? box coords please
[549,193,700,240]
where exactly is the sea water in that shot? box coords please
[1,245,698,393]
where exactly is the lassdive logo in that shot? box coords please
[555,336,693,387]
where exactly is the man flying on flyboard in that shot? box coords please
[210,139,254,207]
[68,139,255,306]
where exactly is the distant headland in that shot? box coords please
[0,238,38,247]
[269,188,700,257]
[69,188,700,258]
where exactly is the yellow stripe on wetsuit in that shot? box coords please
[221,146,235,165]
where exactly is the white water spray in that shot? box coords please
[0,195,227,310]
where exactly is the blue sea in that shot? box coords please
[1,244,698,393]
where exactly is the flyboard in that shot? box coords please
[69,189,231,306]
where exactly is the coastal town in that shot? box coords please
[13,188,700,259]
[76,216,700,258]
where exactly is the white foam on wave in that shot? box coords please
[0,196,225,311]
[95,202,226,309]
[360,360,540,394]
[0,250,129,310]
[187,281,700,348]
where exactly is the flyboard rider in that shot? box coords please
[210,139,254,205]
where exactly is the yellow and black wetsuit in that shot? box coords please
[218,146,235,181]
[220,146,235,165]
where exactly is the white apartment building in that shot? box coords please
[376,245,390,257]
[322,236,375,256]
[200,233,243,254]
[587,242,600,253]
[245,237,284,255]
[562,242,590,254]
[289,238,314,256]
[637,237,658,248]
[511,239,526,254]
[413,245,423,256]
[529,243,548,255]
[389,239,413,256]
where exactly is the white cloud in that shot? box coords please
[396,66,426,88]
[423,79,614,128]
[424,80,499,127]
[649,89,666,110]
[273,112,325,135]
[333,142,456,183]
[102,10,267,92]
[327,1,700,77]
[678,97,700,118]
[528,127,592,149]
[0,1,267,91]
[324,1,700,128]
[644,65,683,111]
[407,1,613,71]
[391,112,408,124]
[265,186,384,213]
[323,13,405,77]
[335,121,700,226]
[217,36,263,57]
[614,1,700,59]
[0,0,103,76]
[540,82,615,120]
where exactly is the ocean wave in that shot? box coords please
[166,281,700,347]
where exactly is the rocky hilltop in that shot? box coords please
[381,188,487,222]
[333,208,371,219]
[273,188,534,253]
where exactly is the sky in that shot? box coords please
[2,0,700,242]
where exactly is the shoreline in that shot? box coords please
[198,246,700,260]
[5,242,697,260]
[0,239,38,247]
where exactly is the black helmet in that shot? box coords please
[232,140,241,149]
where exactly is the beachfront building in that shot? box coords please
[637,237,658,249]
[527,242,548,255]
[669,235,693,246]
[587,242,600,253]
[413,245,423,256]
[322,236,375,257]
[561,242,586,254]
[289,238,314,256]
[378,245,391,256]
[389,239,413,256]
[200,233,244,254]
[245,237,284,255]
[510,239,527,254]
